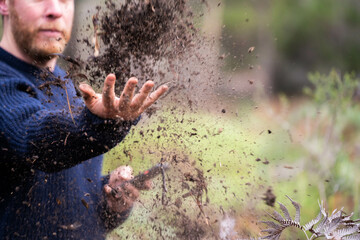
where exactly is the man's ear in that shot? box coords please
[0,0,9,16]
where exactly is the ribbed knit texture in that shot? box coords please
[0,48,135,239]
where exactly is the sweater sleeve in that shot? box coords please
[0,76,137,172]
[97,193,133,232]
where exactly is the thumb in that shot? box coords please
[79,83,97,105]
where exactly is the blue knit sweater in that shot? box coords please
[0,48,135,239]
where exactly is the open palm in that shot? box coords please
[79,74,168,121]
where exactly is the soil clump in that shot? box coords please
[80,0,199,95]
[65,0,239,238]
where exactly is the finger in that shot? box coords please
[130,80,155,110]
[104,184,114,197]
[79,83,98,106]
[104,184,134,212]
[104,184,121,201]
[118,77,138,111]
[105,183,139,202]
[138,85,168,113]
[102,74,116,109]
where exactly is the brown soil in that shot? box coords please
[56,0,257,239]
[74,0,220,239]
[81,0,199,94]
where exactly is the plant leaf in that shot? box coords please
[328,208,343,222]
[342,234,360,240]
[260,233,281,240]
[286,195,301,223]
[323,216,342,237]
[332,225,359,239]
[314,215,328,234]
[268,210,285,223]
[278,202,291,220]
[303,210,323,231]
[260,221,284,231]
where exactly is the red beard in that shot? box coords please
[9,5,71,64]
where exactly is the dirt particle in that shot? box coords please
[81,199,89,209]
[248,46,255,53]
[263,188,276,207]
[262,159,270,165]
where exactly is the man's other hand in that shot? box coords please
[104,166,151,213]
[79,74,168,121]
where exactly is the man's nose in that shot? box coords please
[44,0,63,19]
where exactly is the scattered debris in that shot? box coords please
[81,199,89,209]
[59,222,82,231]
[262,188,276,207]
[248,46,255,53]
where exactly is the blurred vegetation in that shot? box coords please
[98,0,360,238]
[222,0,360,94]
[103,70,360,239]
[301,70,360,215]
[264,70,360,238]
[0,0,356,238]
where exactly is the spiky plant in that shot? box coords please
[260,196,360,240]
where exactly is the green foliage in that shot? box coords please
[222,0,360,92]
[279,69,360,215]
[304,70,359,112]
[271,0,360,72]
[254,70,360,239]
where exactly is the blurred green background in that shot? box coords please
[73,0,360,239]
[1,0,354,239]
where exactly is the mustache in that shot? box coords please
[37,25,66,35]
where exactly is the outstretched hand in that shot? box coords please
[79,74,168,121]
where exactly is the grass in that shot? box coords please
[103,100,321,239]
[104,70,360,238]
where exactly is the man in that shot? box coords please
[0,0,168,239]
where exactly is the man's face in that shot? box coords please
[8,0,74,62]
